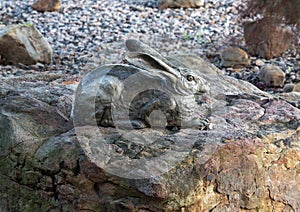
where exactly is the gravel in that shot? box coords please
[0,0,299,91]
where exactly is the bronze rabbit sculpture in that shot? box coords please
[73,39,210,130]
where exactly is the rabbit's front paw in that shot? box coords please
[182,117,210,130]
[198,118,210,130]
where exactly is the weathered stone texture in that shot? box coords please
[0,45,299,211]
[221,47,250,68]
[0,24,52,65]
[259,64,286,87]
[244,19,294,59]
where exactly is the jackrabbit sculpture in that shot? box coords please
[73,39,210,130]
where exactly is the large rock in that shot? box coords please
[244,19,294,59]
[158,0,204,9]
[0,44,300,211]
[0,24,52,65]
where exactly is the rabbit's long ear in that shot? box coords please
[125,39,180,79]
[125,52,180,80]
[125,39,175,66]
[125,39,166,60]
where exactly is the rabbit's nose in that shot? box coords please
[197,82,210,94]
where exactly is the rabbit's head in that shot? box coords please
[124,39,210,96]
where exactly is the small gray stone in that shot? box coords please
[283,83,295,93]
[255,59,265,67]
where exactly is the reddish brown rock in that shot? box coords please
[221,47,250,68]
[244,19,294,59]
[31,0,61,12]
[204,139,265,210]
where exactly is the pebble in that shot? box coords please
[255,59,265,67]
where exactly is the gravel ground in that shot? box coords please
[0,0,299,91]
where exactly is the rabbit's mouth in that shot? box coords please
[197,79,210,94]
[195,90,207,95]
[198,86,210,94]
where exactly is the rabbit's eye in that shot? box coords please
[186,75,194,81]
